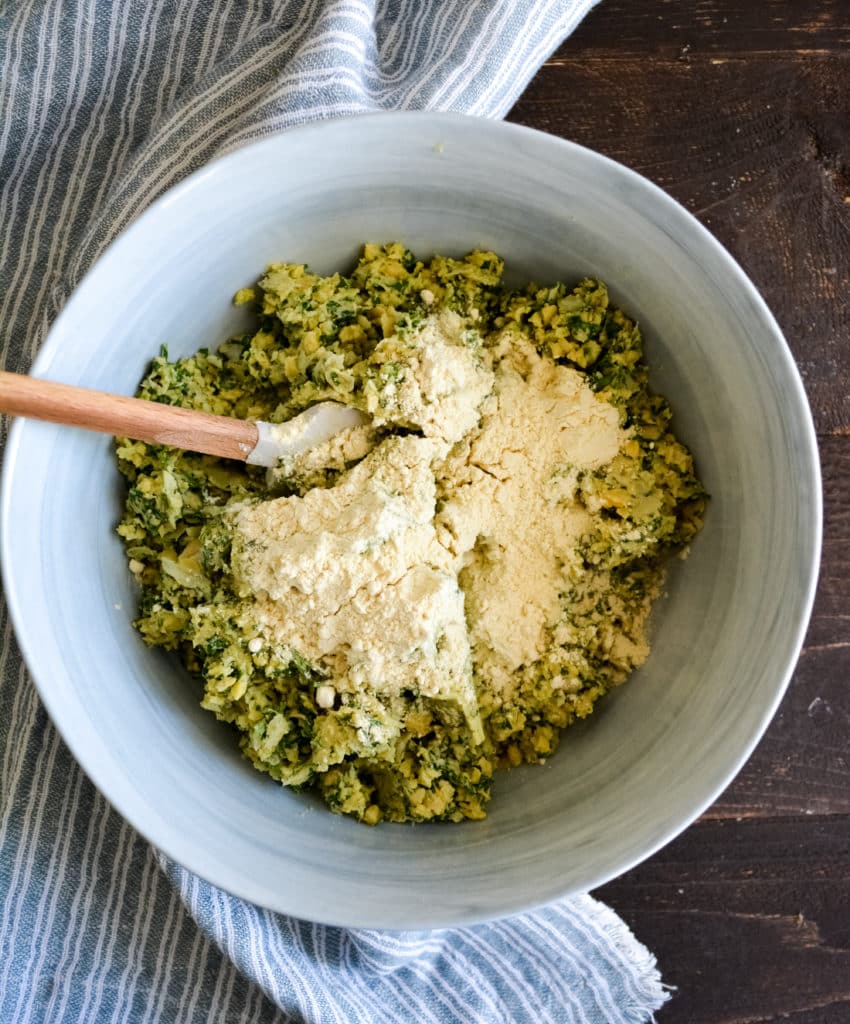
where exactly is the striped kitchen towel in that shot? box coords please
[0,1,670,1021]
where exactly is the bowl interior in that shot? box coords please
[1,113,820,928]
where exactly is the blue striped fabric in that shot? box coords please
[0,1,670,1021]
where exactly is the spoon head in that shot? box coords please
[248,403,372,468]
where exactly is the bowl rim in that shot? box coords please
[1,110,823,926]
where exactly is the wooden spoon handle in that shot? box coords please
[0,371,259,461]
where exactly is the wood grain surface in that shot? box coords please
[509,1,850,1020]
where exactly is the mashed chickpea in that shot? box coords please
[116,243,705,824]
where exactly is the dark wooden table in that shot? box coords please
[509,2,850,1020]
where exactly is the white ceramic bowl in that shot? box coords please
[1,113,821,928]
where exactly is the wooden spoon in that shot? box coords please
[0,371,370,468]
